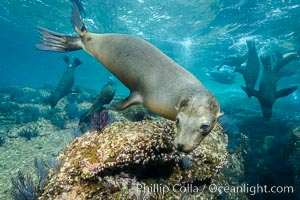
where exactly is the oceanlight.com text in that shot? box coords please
[208,184,294,196]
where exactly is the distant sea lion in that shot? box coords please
[208,65,236,84]
[79,77,116,133]
[242,55,297,120]
[49,56,82,108]
[36,4,223,153]
[236,40,260,98]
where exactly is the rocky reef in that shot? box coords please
[0,86,247,199]
[289,126,300,200]
[40,120,247,200]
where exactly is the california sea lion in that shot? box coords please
[237,40,260,98]
[79,77,116,133]
[208,65,236,84]
[242,55,297,120]
[36,4,223,153]
[49,56,82,108]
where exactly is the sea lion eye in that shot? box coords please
[176,118,179,126]
[200,124,210,132]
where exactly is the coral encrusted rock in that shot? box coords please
[39,120,247,200]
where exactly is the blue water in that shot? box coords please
[1,0,300,199]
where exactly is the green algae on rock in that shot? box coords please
[40,120,247,200]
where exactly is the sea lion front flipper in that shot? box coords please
[72,57,82,68]
[103,91,142,111]
[63,55,70,65]
[275,86,298,99]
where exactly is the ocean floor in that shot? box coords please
[0,86,299,199]
[0,119,75,199]
[0,86,89,200]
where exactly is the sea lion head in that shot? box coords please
[174,94,223,153]
[49,93,60,109]
[261,104,272,120]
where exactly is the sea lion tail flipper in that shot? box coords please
[72,57,82,68]
[260,55,272,70]
[63,55,70,65]
[275,86,298,99]
[71,1,87,36]
[36,27,82,52]
[70,0,86,16]
[246,40,255,50]
[107,77,116,85]
[103,92,142,111]
[241,86,258,98]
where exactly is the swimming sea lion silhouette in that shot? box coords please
[242,55,297,120]
[49,56,82,108]
[79,77,116,133]
[236,40,260,98]
[208,65,236,84]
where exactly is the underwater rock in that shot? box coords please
[18,126,40,140]
[289,126,300,200]
[109,104,153,123]
[0,135,5,146]
[10,86,47,104]
[262,136,276,153]
[40,120,247,200]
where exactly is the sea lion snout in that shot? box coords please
[174,96,222,153]
[174,115,212,153]
[174,128,209,153]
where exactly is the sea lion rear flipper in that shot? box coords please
[260,55,272,70]
[71,1,87,35]
[72,57,82,68]
[36,27,82,52]
[63,55,70,65]
[70,0,86,17]
[103,92,142,111]
[241,86,258,98]
[275,86,298,99]
[246,40,255,50]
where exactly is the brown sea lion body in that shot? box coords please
[36,4,222,152]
